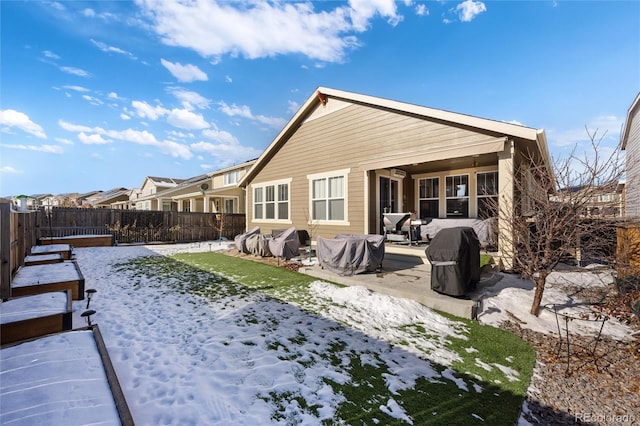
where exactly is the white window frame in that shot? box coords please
[476,170,498,218]
[223,170,241,186]
[307,169,350,226]
[445,174,470,217]
[418,177,440,218]
[251,178,292,224]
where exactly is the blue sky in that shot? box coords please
[1,0,638,196]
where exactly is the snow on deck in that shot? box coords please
[0,330,121,425]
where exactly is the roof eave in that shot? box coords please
[621,92,640,150]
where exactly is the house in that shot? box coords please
[133,177,185,211]
[239,87,552,268]
[151,160,256,213]
[93,188,131,209]
[76,190,103,207]
[622,92,640,218]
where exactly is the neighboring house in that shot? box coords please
[622,92,640,218]
[239,87,552,268]
[134,177,185,211]
[153,160,256,213]
[93,188,131,208]
[76,190,103,207]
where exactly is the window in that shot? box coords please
[418,178,439,218]
[224,170,241,186]
[445,174,469,218]
[224,199,234,213]
[253,180,290,221]
[308,169,349,223]
[477,171,498,218]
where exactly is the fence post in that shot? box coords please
[1,199,11,299]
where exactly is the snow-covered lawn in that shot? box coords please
[4,241,636,425]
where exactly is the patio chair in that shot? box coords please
[268,227,300,261]
[234,226,260,254]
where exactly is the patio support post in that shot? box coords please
[498,140,515,270]
[203,196,210,213]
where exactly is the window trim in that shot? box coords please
[445,173,470,218]
[476,170,498,218]
[418,176,440,218]
[307,169,350,226]
[251,178,292,224]
[223,170,241,187]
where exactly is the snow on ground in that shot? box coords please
[71,242,465,424]
[476,268,637,341]
[6,240,635,425]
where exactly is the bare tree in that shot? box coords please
[488,128,625,316]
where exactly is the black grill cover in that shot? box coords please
[425,227,480,296]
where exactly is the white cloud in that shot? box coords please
[1,143,63,154]
[202,126,238,145]
[455,0,486,22]
[138,0,402,62]
[160,59,208,82]
[415,4,429,16]
[225,75,232,83]
[108,92,119,99]
[63,85,90,92]
[167,108,210,130]
[131,100,169,120]
[78,132,110,144]
[218,101,286,129]
[82,95,104,106]
[55,137,74,145]
[287,100,300,114]
[548,116,623,149]
[60,66,91,77]
[58,120,97,133]
[0,109,47,139]
[191,140,261,161]
[0,165,20,174]
[43,50,61,60]
[120,113,131,120]
[83,8,96,17]
[167,87,211,110]
[90,39,137,59]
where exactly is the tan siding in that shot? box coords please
[248,103,508,238]
[626,108,640,217]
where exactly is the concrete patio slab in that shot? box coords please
[298,244,501,320]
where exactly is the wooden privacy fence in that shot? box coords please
[1,203,246,297]
[38,208,246,245]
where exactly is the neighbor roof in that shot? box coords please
[240,87,550,186]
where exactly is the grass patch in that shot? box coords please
[118,251,533,425]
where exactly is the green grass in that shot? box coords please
[115,251,534,425]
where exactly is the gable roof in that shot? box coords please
[622,92,640,150]
[240,87,550,186]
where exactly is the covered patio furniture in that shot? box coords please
[425,227,480,296]
[234,226,260,254]
[317,234,385,276]
[267,227,300,260]
[246,234,272,257]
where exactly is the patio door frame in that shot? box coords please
[376,170,404,234]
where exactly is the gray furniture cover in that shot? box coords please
[420,218,497,248]
[246,234,272,257]
[234,226,260,253]
[267,227,300,260]
[425,227,480,296]
[317,234,385,276]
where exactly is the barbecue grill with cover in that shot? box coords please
[425,227,480,296]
